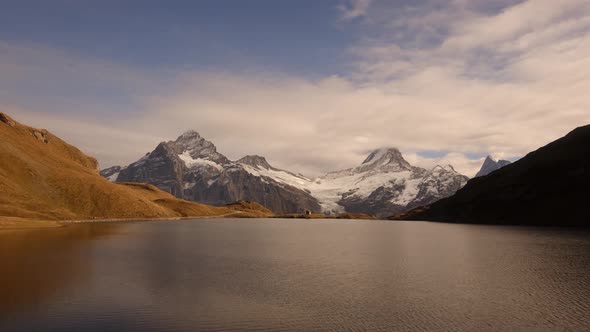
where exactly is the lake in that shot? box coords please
[1,218,589,331]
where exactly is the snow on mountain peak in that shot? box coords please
[358,147,412,172]
[172,130,229,165]
[362,147,400,164]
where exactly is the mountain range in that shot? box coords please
[102,131,469,216]
[392,124,590,226]
[4,111,588,227]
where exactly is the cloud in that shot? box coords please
[442,0,589,51]
[2,0,590,178]
[404,152,488,177]
[338,0,372,21]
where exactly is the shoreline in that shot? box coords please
[0,211,379,231]
[60,211,244,224]
[0,212,246,231]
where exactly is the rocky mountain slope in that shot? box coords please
[104,131,320,214]
[0,113,244,224]
[475,155,511,177]
[392,124,590,226]
[104,132,468,217]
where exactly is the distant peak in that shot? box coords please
[480,155,499,168]
[237,155,272,169]
[362,147,402,165]
[171,130,230,165]
[173,130,210,149]
[355,147,412,173]
[475,154,511,177]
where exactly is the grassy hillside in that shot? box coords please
[223,200,275,218]
[0,113,240,224]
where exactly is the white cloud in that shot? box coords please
[442,0,589,51]
[2,0,590,178]
[404,152,487,178]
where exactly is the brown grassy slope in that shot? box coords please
[224,200,275,218]
[335,213,376,220]
[0,113,233,222]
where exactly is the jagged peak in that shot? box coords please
[237,155,273,169]
[176,130,202,141]
[475,154,511,177]
[173,130,215,151]
[351,147,412,173]
[480,155,500,169]
[361,147,410,167]
[167,130,230,165]
[362,147,403,164]
[483,155,510,165]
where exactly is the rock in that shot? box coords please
[0,113,16,127]
[32,130,49,144]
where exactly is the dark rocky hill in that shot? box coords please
[392,125,590,226]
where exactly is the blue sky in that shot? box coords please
[0,0,358,76]
[2,0,590,176]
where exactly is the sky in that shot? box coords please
[1,0,590,177]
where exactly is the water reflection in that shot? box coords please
[1,219,590,331]
[0,224,121,314]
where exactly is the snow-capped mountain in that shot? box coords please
[475,155,511,177]
[237,147,469,217]
[101,131,469,216]
[102,131,320,214]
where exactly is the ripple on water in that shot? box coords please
[1,219,590,331]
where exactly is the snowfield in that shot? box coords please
[236,148,468,214]
[178,151,224,171]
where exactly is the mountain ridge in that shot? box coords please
[103,135,469,217]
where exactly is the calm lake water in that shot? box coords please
[1,218,590,331]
